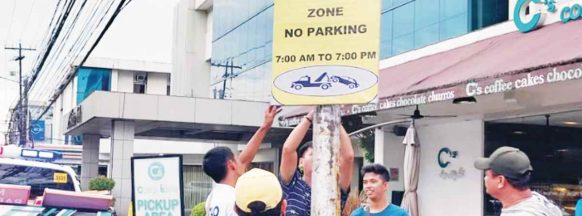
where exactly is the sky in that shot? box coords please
[0,0,179,144]
[0,0,56,141]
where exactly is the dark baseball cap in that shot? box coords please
[474,146,533,179]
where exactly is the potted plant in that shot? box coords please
[89,176,116,192]
[191,202,205,216]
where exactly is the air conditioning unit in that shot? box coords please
[134,73,147,83]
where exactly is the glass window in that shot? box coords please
[441,0,468,19]
[212,1,274,101]
[380,12,393,58]
[182,165,213,210]
[393,33,414,55]
[470,0,509,30]
[393,2,414,37]
[414,24,439,48]
[382,0,394,11]
[76,67,111,104]
[440,13,469,40]
[133,72,147,94]
[0,164,76,198]
[379,0,472,58]
[415,0,439,29]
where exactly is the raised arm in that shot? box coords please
[239,105,280,170]
[339,125,355,192]
[279,110,313,184]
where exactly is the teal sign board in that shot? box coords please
[514,0,582,33]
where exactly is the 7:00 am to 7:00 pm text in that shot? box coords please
[275,51,376,63]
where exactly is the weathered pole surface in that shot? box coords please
[312,105,341,215]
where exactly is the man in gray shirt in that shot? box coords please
[474,146,562,216]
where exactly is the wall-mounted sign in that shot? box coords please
[514,0,582,33]
[31,120,45,141]
[66,106,82,129]
[132,155,185,216]
[437,147,465,180]
[272,0,380,105]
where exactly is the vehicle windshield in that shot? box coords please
[0,164,75,198]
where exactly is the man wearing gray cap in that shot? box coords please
[474,146,562,216]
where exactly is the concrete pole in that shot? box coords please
[312,105,341,215]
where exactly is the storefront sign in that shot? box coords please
[514,0,582,33]
[132,155,184,216]
[465,63,582,97]
[272,0,380,105]
[437,147,465,180]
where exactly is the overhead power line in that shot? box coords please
[35,0,128,121]
[28,0,116,103]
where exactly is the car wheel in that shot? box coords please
[332,77,339,82]
[294,85,302,90]
[348,83,356,89]
[321,84,330,90]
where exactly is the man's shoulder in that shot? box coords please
[206,187,235,207]
[206,190,236,216]
[387,204,409,216]
[350,207,366,216]
[501,192,562,216]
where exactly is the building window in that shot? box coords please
[133,72,147,94]
[249,162,275,172]
[76,67,112,104]
[183,165,213,210]
[166,75,171,96]
[470,0,509,31]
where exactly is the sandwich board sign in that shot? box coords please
[132,155,185,216]
[272,0,381,105]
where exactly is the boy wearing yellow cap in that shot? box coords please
[235,168,287,216]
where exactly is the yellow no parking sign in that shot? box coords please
[272,0,380,105]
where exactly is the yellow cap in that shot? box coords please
[235,168,283,213]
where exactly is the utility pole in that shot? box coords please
[312,105,342,215]
[211,59,241,99]
[5,43,36,147]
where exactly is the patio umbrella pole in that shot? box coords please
[312,105,341,215]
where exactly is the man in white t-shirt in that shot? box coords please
[203,106,280,216]
[474,146,562,216]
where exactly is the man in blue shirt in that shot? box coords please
[575,198,581,216]
[351,164,409,216]
[279,110,354,216]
